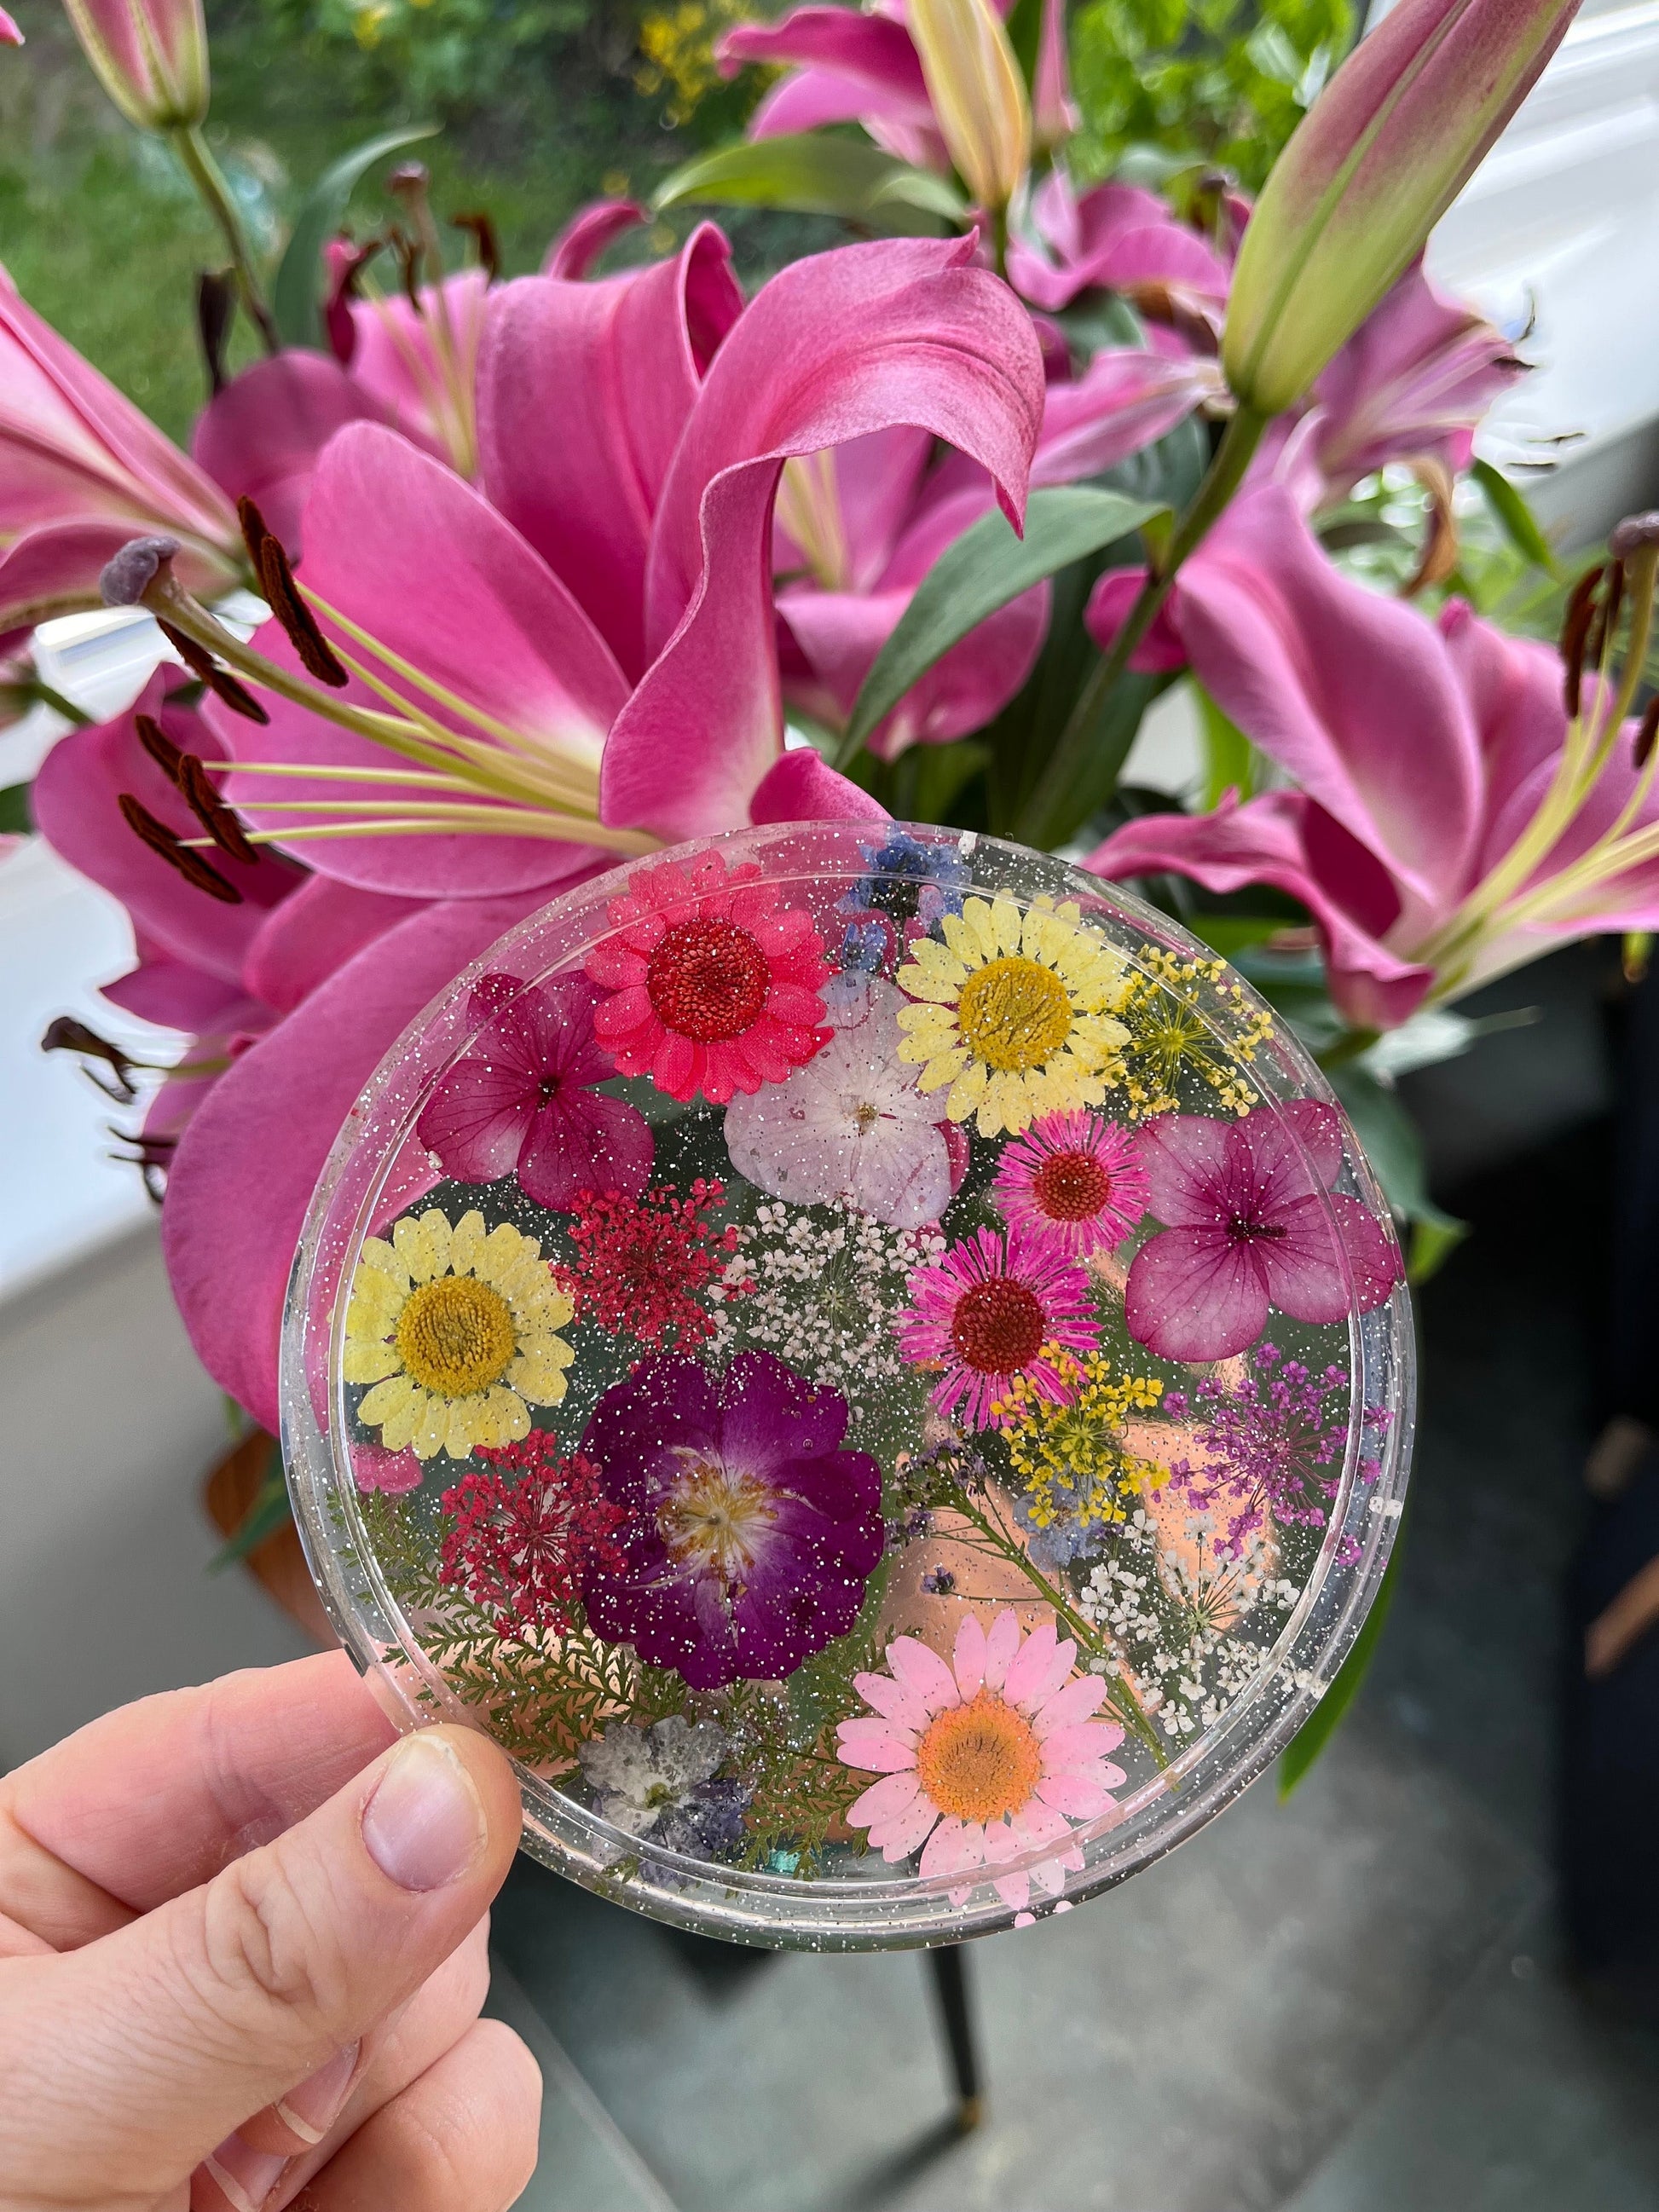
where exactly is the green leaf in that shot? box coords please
[0,781,32,835]
[1188,912,1286,959]
[1471,458,1560,579]
[1196,681,1254,809]
[843,487,1162,755]
[1278,1543,1401,1797]
[206,1441,292,1572]
[273,124,440,349]
[1408,1212,1468,1283]
[653,135,962,229]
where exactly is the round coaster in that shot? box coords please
[282,822,1413,1949]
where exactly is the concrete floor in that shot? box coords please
[492,998,1659,2212]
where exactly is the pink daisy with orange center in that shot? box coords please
[897,1226,1097,1431]
[837,1610,1127,1912]
[586,852,833,1105]
[992,1108,1150,1257]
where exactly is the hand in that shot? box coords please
[0,1652,541,2211]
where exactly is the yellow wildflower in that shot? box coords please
[1118,945,1276,1121]
[997,1347,1165,1533]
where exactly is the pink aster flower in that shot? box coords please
[416,970,653,1211]
[586,851,833,1106]
[1124,1101,1401,1363]
[898,1227,1097,1431]
[992,1109,1149,1257]
[837,1609,1127,1912]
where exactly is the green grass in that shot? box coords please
[0,3,669,441]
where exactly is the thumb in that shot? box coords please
[10,1725,521,2199]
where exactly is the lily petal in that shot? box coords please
[479,228,743,679]
[161,889,553,1429]
[604,235,1044,840]
[192,348,388,556]
[218,424,628,899]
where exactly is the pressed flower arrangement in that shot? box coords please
[286,822,1412,1946]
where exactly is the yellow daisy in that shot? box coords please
[343,1206,575,1460]
[893,895,1130,1135]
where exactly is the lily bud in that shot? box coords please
[61,0,210,130]
[1032,0,1078,156]
[1223,0,1581,416]
[909,0,1032,213]
[1,12,24,46]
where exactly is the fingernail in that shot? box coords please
[203,2134,291,2212]
[361,1733,487,1891]
[274,2039,361,2145]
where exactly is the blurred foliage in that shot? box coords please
[637,0,766,130]
[256,0,639,125]
[1070,0,1355,188]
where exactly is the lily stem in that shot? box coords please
[1014,402,1269,852]
[170,124,280,354]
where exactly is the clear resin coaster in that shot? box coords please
[282,822,1414,1949]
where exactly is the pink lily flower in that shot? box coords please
[719,5,955,174]
[0,11,23,45]
[136,234,1042,1424]
[190,263,497,553]
[28,672,427,1181]
[1124,1102,1399,1360]
[1085,484,1659,1029]
[0,266,243,638]
[773,344,1220,757]
[1007,172,1232,347]
[207,233,1043,898]
[1252,258,1527,516]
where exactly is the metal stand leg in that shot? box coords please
[925,1943,984,2130]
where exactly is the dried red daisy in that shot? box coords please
[558,1177,751,1352]
[439,1435,626,1637]
[586,850,833,1104]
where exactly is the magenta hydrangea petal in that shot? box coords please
[1124,1223,1272,1361]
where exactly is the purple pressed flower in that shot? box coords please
[578,1349,883,1689]
[1124,1101,1400,1361]
[416,970,653,1212]
[1165,1343,1376,1559]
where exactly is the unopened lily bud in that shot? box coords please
[1223,0,1582,417]
[909,0,1032,214]
[61,0,210,129]
[1031,0,1078,156]
[1,11,25,47]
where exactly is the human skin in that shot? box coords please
[0,1652,541,2211]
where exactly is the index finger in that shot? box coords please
[0,1653,397,1948]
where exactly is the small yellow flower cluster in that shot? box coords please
[995,1347,1165,1533]
[1116,946,1276,1120]
[637,1,758,124]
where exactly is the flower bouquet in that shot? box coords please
[0,0,1625,1923]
